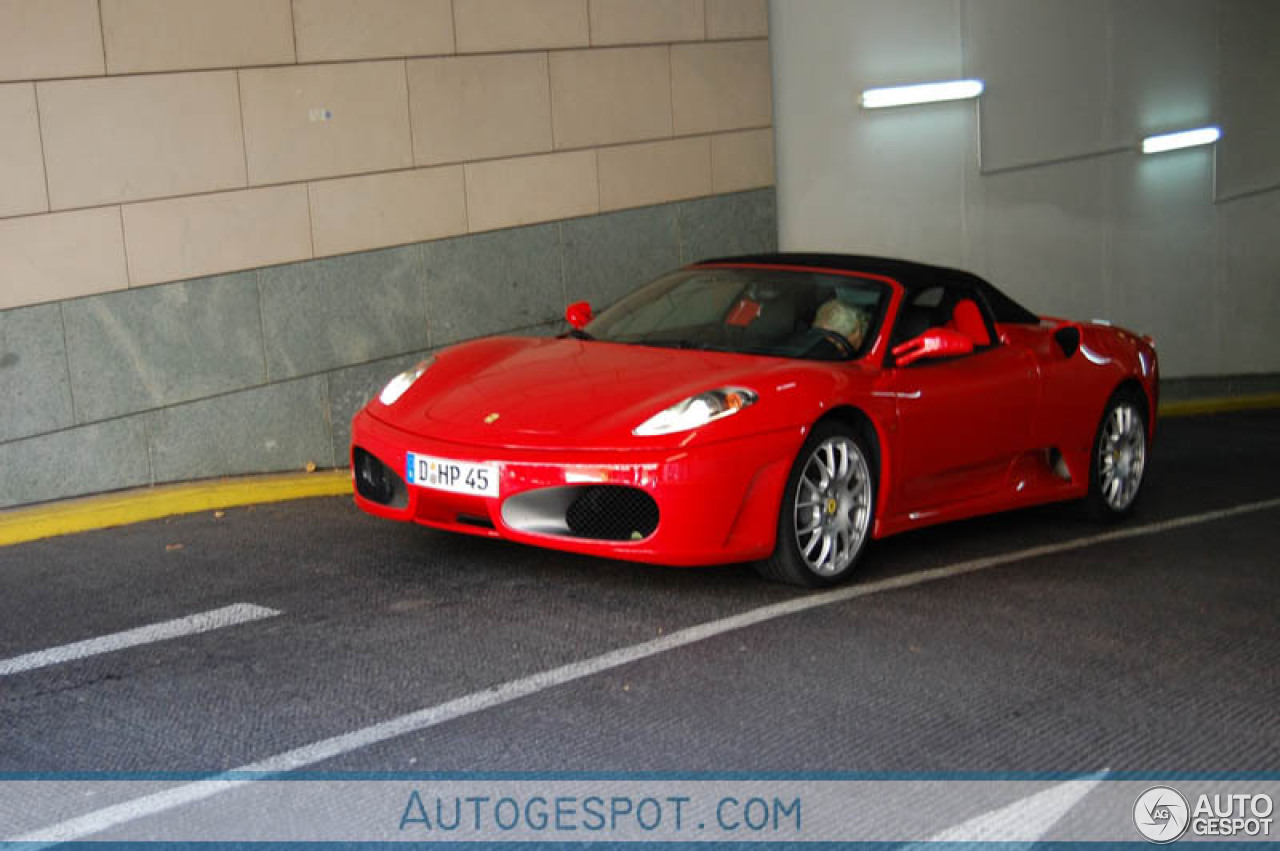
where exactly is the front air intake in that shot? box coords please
[501,485,660,541]
[353,447,407,508]
[565,486,659,541]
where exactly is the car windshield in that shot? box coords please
[584,267,889,361]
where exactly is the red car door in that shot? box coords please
[879,286,1040,518]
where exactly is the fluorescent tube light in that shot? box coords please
[859,79,985,109]
[1141,126,1221,154]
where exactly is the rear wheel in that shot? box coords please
[1085,390,1149,520]
[755,422,875,587]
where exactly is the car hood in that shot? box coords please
[373,336,845,450]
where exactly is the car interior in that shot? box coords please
[889,284,998,359]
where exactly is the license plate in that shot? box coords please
[405,453,499,498]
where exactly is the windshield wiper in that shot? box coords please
[562,328,595,341]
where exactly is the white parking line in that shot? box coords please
[923,774,1106,843]
[0,603,282,677]
[11,496,1280,845]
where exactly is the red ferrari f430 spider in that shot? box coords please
[351,254,1158,586]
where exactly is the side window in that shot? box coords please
[889,285,947,348]
[889,284,999,356]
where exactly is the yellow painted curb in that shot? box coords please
[0,469,352,548]
[1159,393,1280,418]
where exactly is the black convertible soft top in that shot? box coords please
[696,252,1042,325]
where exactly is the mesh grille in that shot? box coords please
[564,486,659,541]
[353,447,406,507]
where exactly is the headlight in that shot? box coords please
[377,358,433,406]
[633,387,758,436]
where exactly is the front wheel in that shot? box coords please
[755,422,876,587]
[1085,391,1149,520]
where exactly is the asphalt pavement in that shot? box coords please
[2,409,1278,781]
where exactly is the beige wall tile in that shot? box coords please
[123,186,312,286]
[0,209,127,309]
[550,46,672,149]
[408,53,552,166]
[671,40,772,135]
[310,167,467,257]
[294,0,454,63]
[0,0,104,82]
[599,137,710,211]
[38,72,247,210]
[711,127,773,192]
[465,151,597,231]
[589,0,703,45]
[705,0,768,39]
[101,0,294,74]
[0,84,48,218]
[454,0,588,53]
[240,61,413,186]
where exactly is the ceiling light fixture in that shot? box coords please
[1141,126,1222,154]
[859,79,985,109]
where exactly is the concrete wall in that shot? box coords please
[771,0,1280,381]
[0,0,777,506]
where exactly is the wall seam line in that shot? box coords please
[30,83,53,215]
[303,182,317,258]
[667,44,677,138]
[403,59,418,167]
[95,0,109,74]
[459,162,472,234]
[450,0,459,54]
[0,125,775,225]
[254,269,271,384]
[0,180,761,301]
[234,70,252,188]
[593,149,602,215]
[545,50,560,150]
[0,37,770,87]
[288,0,300,64]
[116,205,133,286]
[56,302,80,429]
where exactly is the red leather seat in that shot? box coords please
[950,298,991,346]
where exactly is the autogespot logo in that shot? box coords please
[1135,786,1190,843]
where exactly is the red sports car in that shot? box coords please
[351,254,1157,586]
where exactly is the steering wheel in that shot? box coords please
[810,328,854,359]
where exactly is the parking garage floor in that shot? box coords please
[2,409,1277,785]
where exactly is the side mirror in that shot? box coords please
[1053,324,1081,358]
[891,328,974,367]
[565,300,593,330]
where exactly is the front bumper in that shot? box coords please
[350,408,803,566]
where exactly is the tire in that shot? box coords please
[755,421,876,587]
[1084,389,1149,520]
